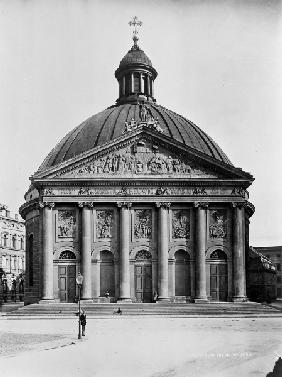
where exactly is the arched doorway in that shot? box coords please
[100,250,115,297]
[175,250,190,297]
[135,250,152,303]
[209,250,228,301]
[58,250,76,302]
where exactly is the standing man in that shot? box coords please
[80,310,87,336]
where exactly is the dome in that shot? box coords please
[119,48,153,69]
[38,101,232,172]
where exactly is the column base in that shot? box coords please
[80,299,93,303]
[156,297,170,303]
[194,298,209,304]
[232,296,248,303]
[39,299,55,304]
[117,297,132,304]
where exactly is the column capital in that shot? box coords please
[38,202,55,209]
[194,202,209,209]
[78,202,94,208]
[156,202,171,208]
[117,202,132,209]
[231,201,246,209]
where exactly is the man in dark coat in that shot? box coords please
[80,310,86,336]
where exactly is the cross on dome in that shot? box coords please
[129,16,142,49]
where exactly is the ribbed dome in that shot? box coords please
[38,102,232,172]
[119,48,153,68]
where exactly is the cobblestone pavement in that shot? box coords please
[0,317,282,377]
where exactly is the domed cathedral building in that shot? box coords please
[20,18,255,305]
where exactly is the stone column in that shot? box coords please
[131,73,134,93]
[156,202,170,301]
[79,202,93,300]
[41,202,55,301]
[194,202,208,303]
[140,73,144,93]
[117,202,132,302]
[232,203,247,301]
[147,75,151,96]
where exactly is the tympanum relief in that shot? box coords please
[55,141,218,178]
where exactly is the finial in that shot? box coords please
[129,16,142,50]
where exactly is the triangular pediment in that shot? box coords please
[33,128,253,182]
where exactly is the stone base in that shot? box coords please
[80,299,94,303]
[194,298,209,304]
[232,297,248,303]
[117,298,132,303]
[156,297,170,303]
[93,297,116,303]
[39,299,55,304]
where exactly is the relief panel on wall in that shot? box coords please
[209,209,228,239]
[134,209,152,239]
[172,209,190,239]
[57,210,76,240]
[96,210,114,239]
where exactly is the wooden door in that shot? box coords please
[58,265,76,302]
[135,263,152,302]
[210,263,227,301]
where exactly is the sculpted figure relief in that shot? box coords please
[97,210,113,239]
[209,210,227,238]
[172,210,190,239]
[134,209,152,239]
[58,210,76,238]
[75,149,195,177]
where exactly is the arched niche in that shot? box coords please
[174,249,190,296]
[100,250,115,297]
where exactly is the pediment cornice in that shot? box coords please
[32,127,254,183]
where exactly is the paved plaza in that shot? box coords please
[0,316,282,377]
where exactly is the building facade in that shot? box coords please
[254,246,282,298]
[20,32,255,305]
[0,204,25,302]
[247,247,276,302]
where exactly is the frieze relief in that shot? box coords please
[57,210,76,239]
[96,210,114,239]
[209,209,228,239]
[45,186,237,197]
[172,210,190,239]
[55,141,218,178]
[134,209,152,239]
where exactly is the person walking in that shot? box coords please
[80,310,87,336]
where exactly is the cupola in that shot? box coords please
[115,17,157,105]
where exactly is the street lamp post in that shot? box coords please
[76,273,83,340]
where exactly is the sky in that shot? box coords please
[0,0,281,246]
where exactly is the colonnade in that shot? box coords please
[120,72,154,98]
[40,201,247,303]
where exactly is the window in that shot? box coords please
[12,236,17,249]
[3,234,8,247]
[18,257,23,270]
[2,255,6,268]
[133,73,140,92]
[11,256,15,269]
[277,276,281,284]
[20,238,24,250]
[277,264,281,271]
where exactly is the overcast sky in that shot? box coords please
[0,0,281,246]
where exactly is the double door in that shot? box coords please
[135,263,152,302]
[210,263,227,301]
[58,265,76,302]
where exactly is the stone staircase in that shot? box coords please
[3,301,282,317]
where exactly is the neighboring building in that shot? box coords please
[19,20,255,305]
[254,246,282,299]
[0,204,25,302]
[247,247,276,302]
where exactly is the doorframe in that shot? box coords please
[134,260,153,303]
[54,261,78,302]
